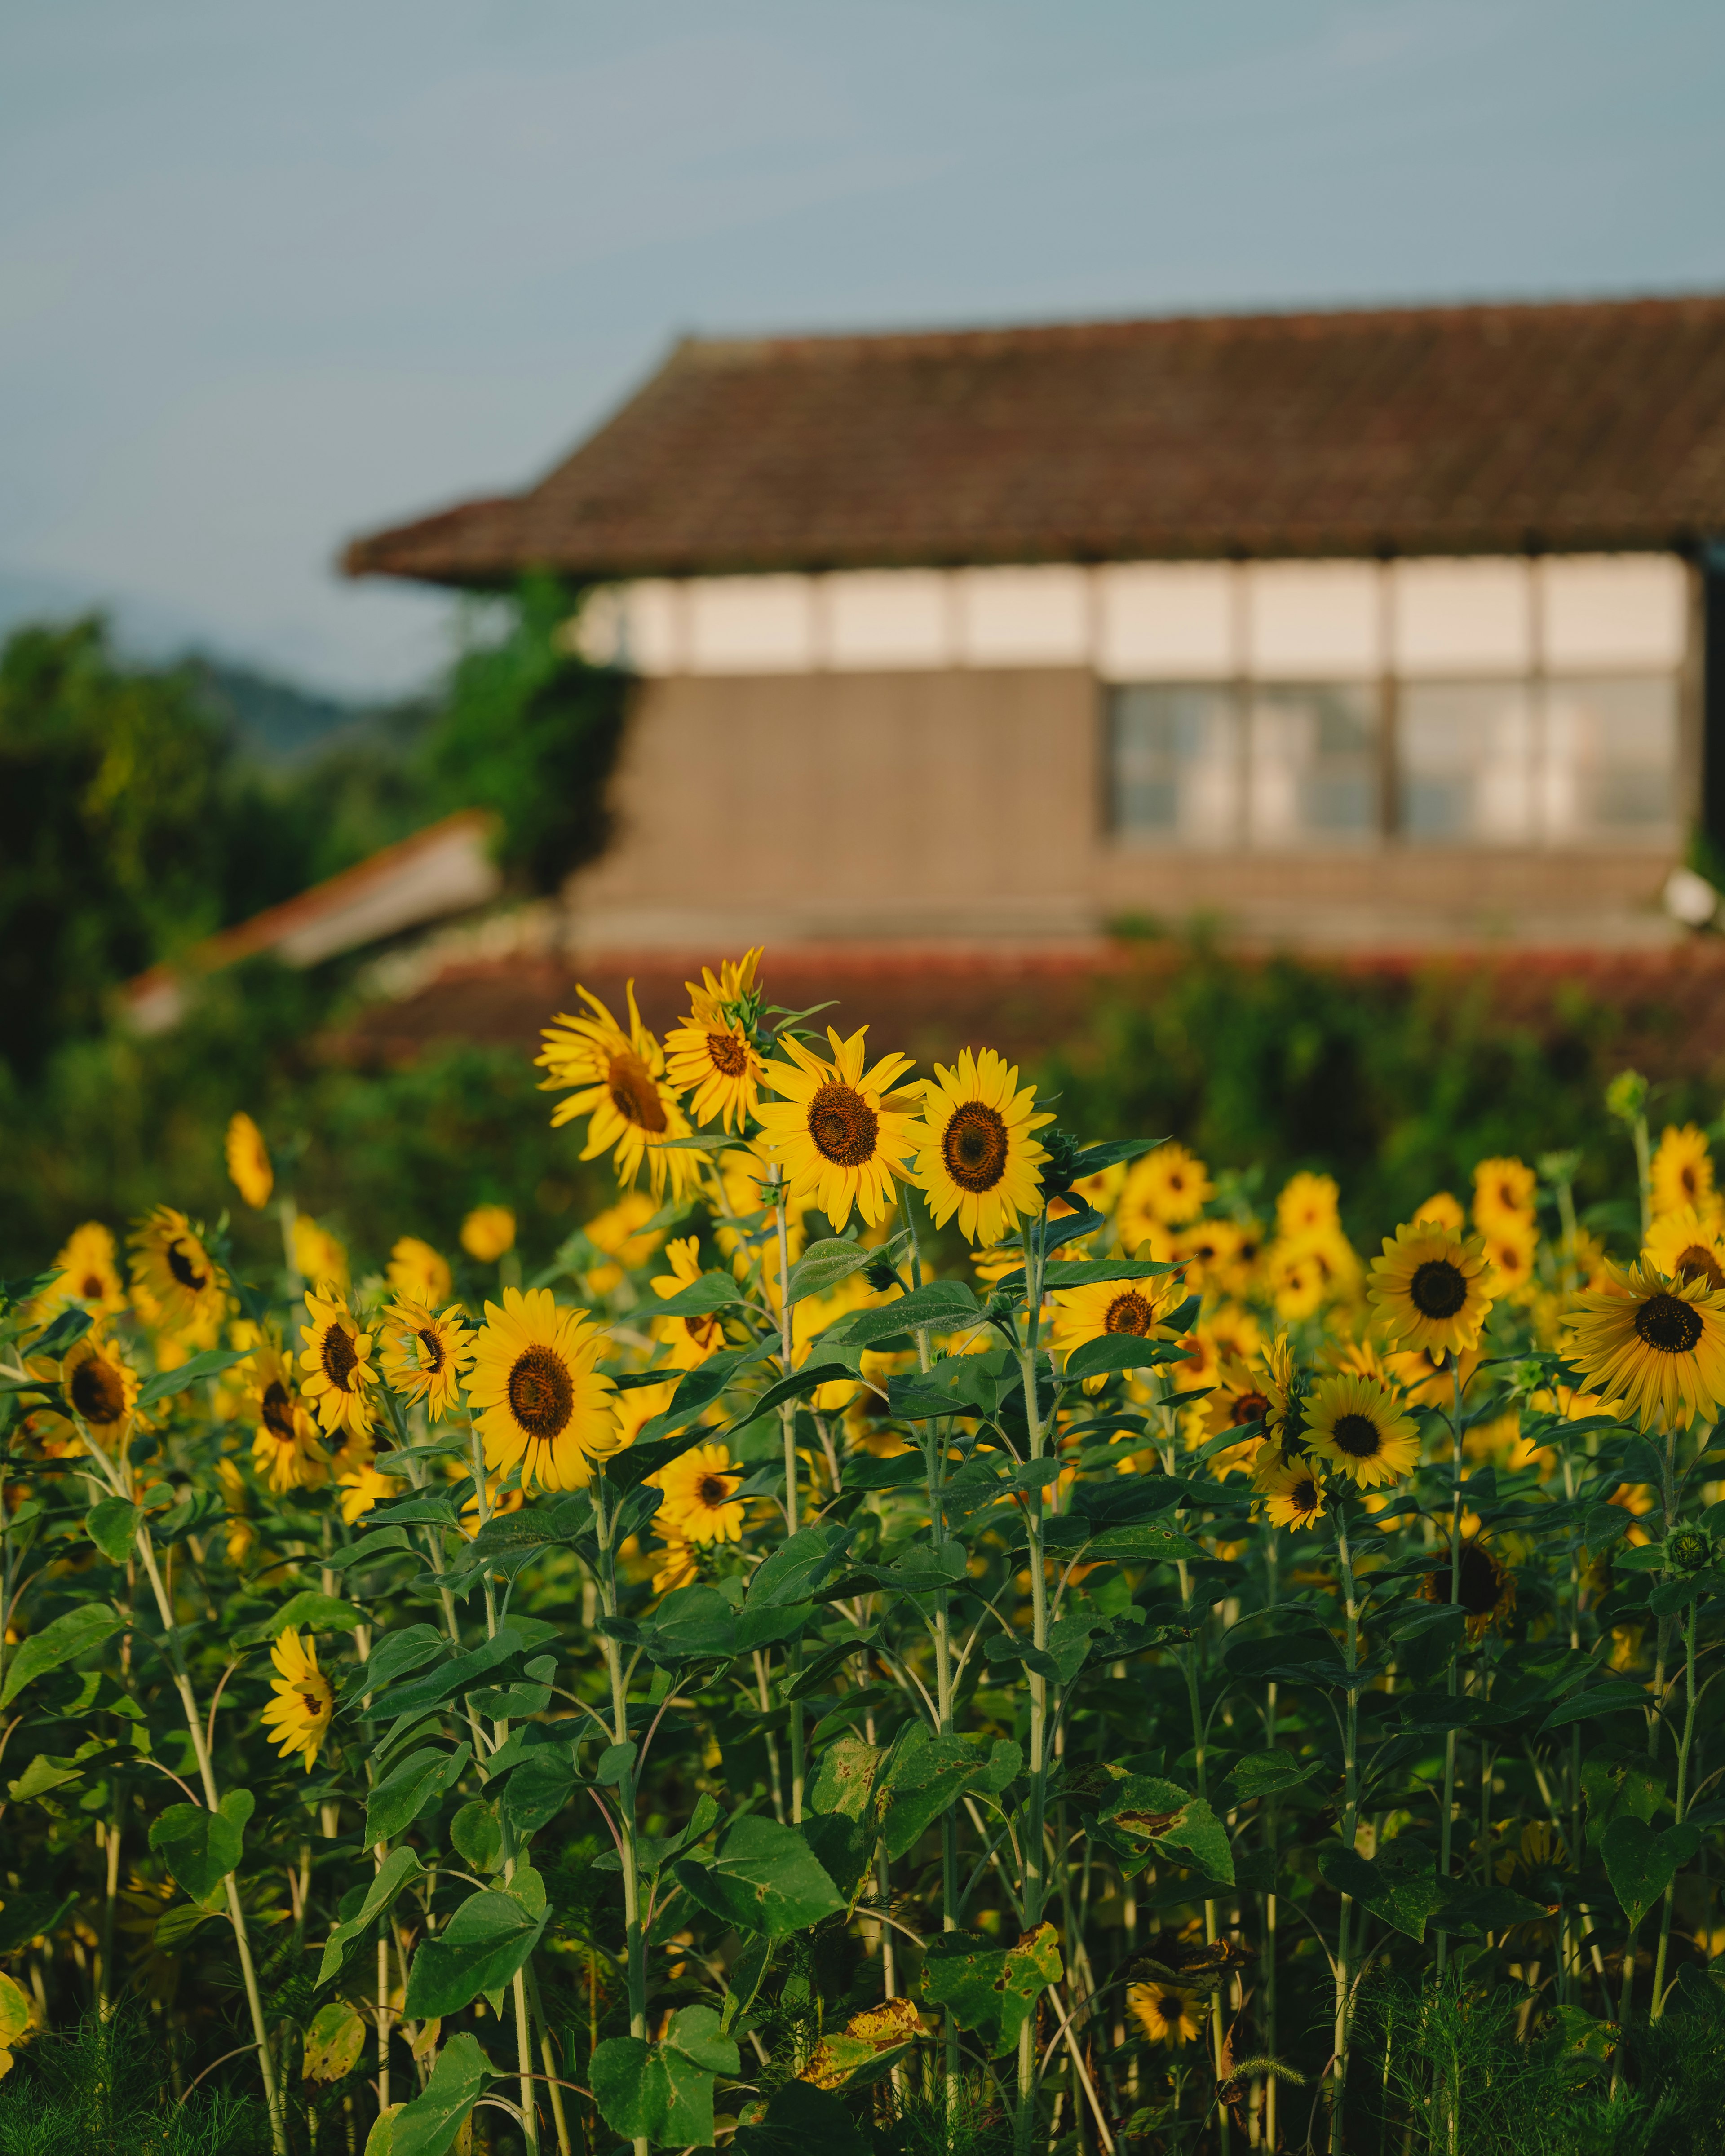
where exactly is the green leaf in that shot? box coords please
[734,2079,872,2156]
[303,1999,369,2083]
[1222,1752,1323,1803]
[85,1499,143,1564]
[1541,1681,1650,1732]
[232,1592,366,1647]
[876,1729,1017,1860]
[149,1790,253,1902]
[823,1281,982,1352]
[450,1802,503,1876]
[786,1239,875,1304]
[1602,1817,1696,1931]
[917,1922,1063,2056]
[346,1624,447,1705]
[672,1815,844,1937]
[990,1256,1180,1296]
[1082,1522,1203,1563]
[364,1629,526,1723]
[810,1734,885,1821]
[748,1524,851,1609]
[497,1747,576,1839]
[0,1604,126,1709]
[589,2005,740,2145]
[402,1885,548,2019]
[388,2031,493,2156]
[325,1528,414,1572]
[1581,1742,1665,1847]
[318,1848,427,1985]
[739,1364,860,1424]
[134,1347,251,1409]
[469,1655,556,1721]
[365,1747,472,1848]
[1097,1776,1234,1886]
[0,1891,76,1957]
[7,1754,86,1805]
[1319,1842,1444,1942]
[1429,1881,1557,1935]
[1064,1334,1189,1382]
[644,1270,751,1319]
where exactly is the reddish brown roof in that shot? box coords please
[343,294,1725,587]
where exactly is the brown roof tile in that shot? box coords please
[343,294,1725,585]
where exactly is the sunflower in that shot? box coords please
[1645,1207,1725,1293]
[1367,1221,1495,1357]
[1303,1372,1420,1489]
[663,949,766,1133]
[261,1628,334,1773]
[654,1443,746,1546]
[44,1221,127,1315]
[1119,1143,1212,1238]
[1420,1536,1517,1637]
[214,1458,254,1569]
[909,1047,1052,1249]
[1256,1456,1327,1531]
[292,1216,349,1291]
[1274,1171,1339,1241]
[468,1287,620,1491]
[1651,1123,1716,1219]
[1127,1982,1204,2047]
[1203,1356,1274,1445]
[298,1290,376,1444]
[1561,1256,1725,1430]
[538,983,699,1203]
[1267,1228,1359,1321]
[336,1462,396,1526]
[651,1538,699,1595]
[1172,1217,1244,1292]
[60,1330,140,1437]
[128,1207,226,1334]
[1479,1219,1538,1297]
[753,1025,920,1232]
[224,1113,273,1210]
[651,1238,730,1369]
[1051,1273,1179,1358]
[1412,1191,1466,1232]
[1471,1156,1536,1236]
[386,1237,452,1308]
[379,1299,473,1419]
[461,1205,517,1263]
[250,1340,332,1492]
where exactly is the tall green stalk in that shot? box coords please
[1013,1200,1053,2156]
[1330,1510,1361,2156]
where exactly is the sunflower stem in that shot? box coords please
[1330,1510,1361,2156]
[1437,1354,1465,1978]
[592,1478,649,2156]
[1013,1200,1053,2156]
[771,1176,806,1822]
[1651,1593,1700,2018]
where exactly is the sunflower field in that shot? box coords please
[5,952,1725,2156]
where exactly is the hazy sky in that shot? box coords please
[4,1,1723,696]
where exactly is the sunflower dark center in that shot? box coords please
[416,1327,446,1374]
[320,1325,358,1392]
[695,1473,732,1507]
[508,1346,575,1440]
[1673,1245,1725,1291]
[1230,1390,1270,1427]
[262,1379,297,1441]
[607,1050,668,1133]
[1429,1542,1502,1617]
[1159,1994,1185,2020]
[942,1101,1009,1193]
[1292,1476,1320,1512]
[707,1031,748,1078]
[808,1081,879,1167]
[80,1273,105,1299]
[686,1312,725,1348]
[166,1238,207,1291]
[1105,1291,1154,1335]
[1410,1258,1468,1319]
[1682,1164,1699,1195]
[1330,1412,1384,1458]
[71,1356,126,1424]
[1634,1292,1704,1354]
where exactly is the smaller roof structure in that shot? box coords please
[123,810,501,1034]
[343,293,1725,588]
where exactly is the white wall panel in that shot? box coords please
[1392,558,1531,675]
[686,576,814,673]
[1247,561,1381,677]
[1097,561,1234,680]
[619,582,683,676]
[827,570,954,669]
[958,565,1090,665]
[1541,555,1688,670]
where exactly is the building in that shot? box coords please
[345,294,1725,957]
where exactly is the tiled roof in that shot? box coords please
[343,294,1725,586]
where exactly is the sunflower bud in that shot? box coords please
[1038,1128,1083,1202]
[1666,1527,1712,1576]
[1605,1069,1648,1126]
[863,1257,903,1295]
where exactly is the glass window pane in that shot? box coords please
[1247,684,1380,844]
[1541,676,1678,841]
[1109,685,1241,846]
[1398,681,1536,843]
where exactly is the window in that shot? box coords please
[1543,677,1678,839]
[1398,682,1536,842]
[1110,685,1240,846]
[1247,684,1379,845]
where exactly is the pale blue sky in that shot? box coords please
[3,1,1721,694]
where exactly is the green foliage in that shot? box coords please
[0,2006,273,2155]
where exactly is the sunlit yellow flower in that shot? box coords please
[538,983,699,1202]
[908,1047,1052,1250]
[336,1462,395,1526]
[663,949,766,1132]
[1202,1355,1274,1446]
[1128,1982,1204,2046]
[1480,1218,1537,1298]
[651,1538,699,1595]
[1381,1339,1477,1408]
[754,1025,920,1233]
[468,1287,620,1491]
[214,1458,254,1568]
[651,1237,730,1370]
[1562,1256,1725,1430]
[386,1237,452,1309]
[261,1628,334,1772]
[297,1289,376,1444]
[1257,1456,1327,1531]
[59,1327,140,1437]
[1267,1228,1359,1320]
[1051,1273,1180,1358]
[1471,1156,1536,1236]
[1119,1144,1213,1243]
[128,1207,226,1334]
[461,1205,517,1263]
[1645,1206,1725,1293]
[292,1215,349,1292]
[250,1340,332,1491]
[1412,1190,1466,1232]
[1303,1372,1419,1489]
[1651,1123,1716,1220]
[1276,1170,1340,1241]
[379,1299,473,1419]
[1368,1221,1495,1358]
[224,1113,273,1210]
[42,1221,127,1316]
[1170,1217,1244,1293]
[654,1442,746,1546]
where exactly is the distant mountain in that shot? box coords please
[188,655,363,764]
